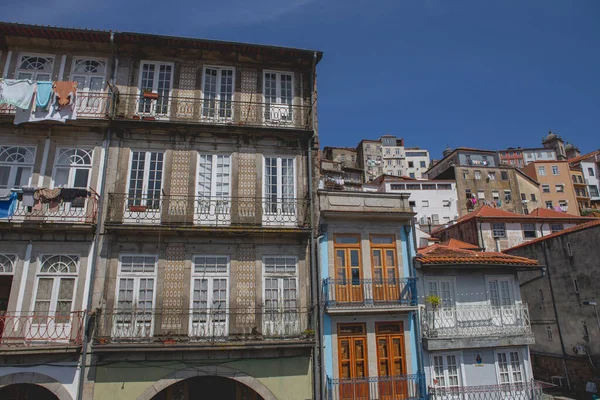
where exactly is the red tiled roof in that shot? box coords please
[569,150,600,165]
[527,208,573,218]
[505,219,600,252]
[417,244,538,266]
[441,238,482,250]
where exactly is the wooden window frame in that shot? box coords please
[369,235,399,302]
[334,234,363,303]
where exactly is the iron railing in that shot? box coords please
[421,304,532,339]
[323,278,418,309]
[112,93,312,130]
[428,382,544,400]
[3,196,98,225]
[0,91,111,119]
[326,374,425,400]
[105,194,309,228]
[0,311,85,346]
[94,307,312,344]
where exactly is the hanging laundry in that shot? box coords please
[53,81,77,106]
[497,199,502,206]
[60,188,89,202]
[71,197,86,208]
[34,188,61,203]
[0,79,35,109]
[35,81,54,109]
[21,187,36,207]
[0,192,17,218]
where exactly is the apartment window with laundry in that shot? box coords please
[522,223,537,239]
[16,54,54,80]
[530,194,536,201]
[501,171,509,180]
[52,148,93,189]
[474,171,482,180]
[71,58,107,93]
[504,190,512,202]
[0,146,36,189]
[542,184,550,193]
[589,168,595,177]
[551,165,559,175]
[538,166,546,176]
[545,201,553,209]
[492,223,506,238]
[488,171,496,180]
[34,255,79,323]
[555,184,564,193]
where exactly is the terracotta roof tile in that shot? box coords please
[416,244,538,266]
[505,219,600,252]
[441,238,482,250]
[568,150,600,164]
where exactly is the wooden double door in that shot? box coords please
[338,322,407,400]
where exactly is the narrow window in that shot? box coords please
[573,278,579,294]
[546,326,553,340]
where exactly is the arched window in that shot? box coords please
[35,255,79,320]
[40,255,78,273]
[71,58,106,92]
[0,254,16,274]
[53,148,93,188]
[17,55,54,81]
[0,146,36,189]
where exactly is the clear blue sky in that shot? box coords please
[4,0,599,159]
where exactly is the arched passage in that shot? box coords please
[0,373,73,400]
[136,366,278,400]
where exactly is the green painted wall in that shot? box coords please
[93,355,312,400]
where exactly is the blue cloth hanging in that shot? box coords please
[0,192,17,218]
[36,81,54,109]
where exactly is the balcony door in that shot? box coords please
[430,353,462,400]
[195,154,231,225]
[202,67,234,121]
[70,58,107,115]
[263,256,298,336]
[263,157,296,225]
[376,322,407,400]
[487,276,517,326]
[190,255,229,339]
[334,235,363,304]
[338,323,369,400]
[0,146,35,189]
[426,278,456,329]
[114,255,157,339]
[370,235,399,303]
[137,61,173,118]
[126,151,164,223]
[263,71,293,124]
[51,148,93,220]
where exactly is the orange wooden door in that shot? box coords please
[338,324,369,400]
[376,322,407,400]
[371,235,399,302]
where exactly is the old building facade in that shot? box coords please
[521,161,580,216]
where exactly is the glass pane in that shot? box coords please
[90,77,104,91]
[54,168,69,188]
[58,278,75,300]
[73,168,89,188]
[372,250,382,267]
[371,236,393,244]
[335,236,359,244]
[36,278,53,301]
[385,250,395,266]
[350,250,359,267]
[0,166,10,188]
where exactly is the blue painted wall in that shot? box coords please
[319,232,334,379]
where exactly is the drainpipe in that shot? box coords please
[76,128,111,400]
[478,219,486,251]
[540,241,571,390]
[519,266,546,287]
[406,221,426,396]
[308,50,321,400]
[315,233,325,400]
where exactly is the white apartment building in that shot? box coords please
[405,148,430,178]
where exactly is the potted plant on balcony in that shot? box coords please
[425,295,442,338]
[142,88,159,100]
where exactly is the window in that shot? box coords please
[0,254,15,274]
[492,191,499,200]
[196,154,231,218]
[542,185,550,193]
[52,148,93,188]
[474,171,481,180]
[390,184,405,190]
[422,184,436,190]
[409,173,415,178]
[555,184,564,193]
[488,277,514,306]
[376,146,382,152]
[442,200,451,207]
[16,54,54,80]
[0,146,35,189]
[437,184,451,190]
[365,144,371,151]
[422,200,429,207]
[509,160,515,165]
[34,255,78,323]
[501,171,508,180]
[370,235,398,302]
[427,279,455,307]
[572,278,579,294]
[264,157,295,215]
[504,190,512,202]
[583,321,589,337]
[559,200,567,209]
[264,71,293,122]
[546,326,552,340]
[127,151,164,210]
[406,184,420,190]
[420,161,426,168]
[523,207,529,215]
[539,289,545,303]
[375,322,406,383]
[578,175,584,184]
[408,201,416,208]
[431,354,461,388]
[431,214,439,224]
[395,149,400,155]
[385,148,390,155]
[545,201,553,209]
[531,194,536,201]
[492,223,506,238]
[572,175,577,183]
[488,172,496,180]
[538,166,546,176]
[521,193,526,201]
[552,165,559,175]
[496,351,524,384]
[191,255,229,337]
[522,223,536,239]
[334,235,362,302]
[408,161,414,168]
[337,324,368,383]
[201,66,235,119]
[71,58,106,92]
[462,170,469,179]
[477,190,485,199]
[138,61,173,115]
[590,185,599,197]
[588,167,595,177]
[387,160,392,166]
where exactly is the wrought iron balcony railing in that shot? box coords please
[0,91,111,119]
[0,311,85,347]
[323,278,418,309]
[428,382,544,400]
[326,374,425,400]
[421,304,532,339]
[3,196,98,225]
[94,307,312,344]
[105,194,309,229]
[112,93,312,130]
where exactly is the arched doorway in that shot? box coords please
[151,376,264,400]
[0,383,59,400]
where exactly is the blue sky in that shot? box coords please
[3,0,599,159]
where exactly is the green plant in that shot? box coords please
[303,329,315,336]
[425,295,442,309]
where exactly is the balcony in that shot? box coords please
[94,307,312,347]
[0,91,111,120]
[421,304,534,350]
[323,278,417,313]
[112,93,312,130]
[320,191,412,217]
[428,382,543,400]
[0,311,85,348]
[105,194,309,230]
[1,196,98,228]
[326,374,425,400]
